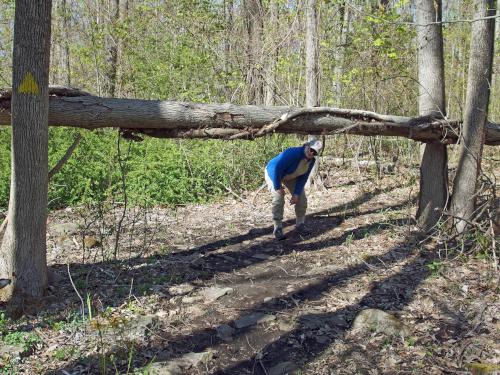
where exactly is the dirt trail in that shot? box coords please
[5,171,499,374]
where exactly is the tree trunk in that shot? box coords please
[333,1,349,106]
[60,0,71,87]
[305,0,319,109]
[243,0,264,105]
[450,0,496,233]
[264,0,278,106]
[0,90,499,144]
[0,0,51,308]
[104,0,120,97]
[223,0,234,101]
[305,0,324,187]
[415,0,448,231]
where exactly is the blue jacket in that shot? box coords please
[266,146,315,196]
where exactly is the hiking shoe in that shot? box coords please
[296,223,312,236]
[273,227,286,240]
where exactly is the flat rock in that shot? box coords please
[352,308,410,337]
[181,296,203,304]
[144,350,215,374]
[172,350,215,368]
[168,283,195,296]
[235,313,276,329]
[199,286,233,303]
[148,362,182,375]
[126,315,158,340]
[181,350,215,366]
[96,314,158,342]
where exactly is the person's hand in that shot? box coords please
[289,195,299,205]
[276,187,285,195]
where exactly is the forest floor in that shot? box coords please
[1,163,499,375]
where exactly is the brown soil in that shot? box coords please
[2,167,499,375]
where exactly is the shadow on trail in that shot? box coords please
[1,183,419,374]
[47,218,430,375]
[190,217,411,277]
[50,201,412,314]
[1,186,413,328]
[42,186,410,311]
[220,246,436,374]
[160,185,404,259]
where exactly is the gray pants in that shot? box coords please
[265,170,307,227]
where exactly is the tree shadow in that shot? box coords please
[0,185,412,326]
[45,204,411,317]
[45,220,430,374]
[0,183,420,374]
[222,247,436,375]
[38,185,409,310]
[152,183,406,259]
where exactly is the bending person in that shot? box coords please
[264,140,322,240]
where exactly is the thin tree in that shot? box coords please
[243,0,264,105]
[415,0,448,232]
[50,0,71,86]
[264,0,278,106]
[223,0,235,101]
[305,0,323,185]
[450,0,496,233]
[305,0,319,109]
[104,0,120,97]
[0,0,52,309]
[332,0,349,106]
[61,0,72,87]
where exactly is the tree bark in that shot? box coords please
[223,0,234,101]
[61,0,72,87]
[50,0,71,86]
[264,0,278,106]
[305,0,323,185]
[0,91,499,144]
[415,0,449,232]
[243,0,264,105]
[305,0,319,109]
[450,0,496,233]
[0,0,51,306]
[333,1,349,106]
[104,0,120,97]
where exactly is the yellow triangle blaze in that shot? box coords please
[17,72,40,95]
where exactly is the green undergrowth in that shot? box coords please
[0,127,297,210]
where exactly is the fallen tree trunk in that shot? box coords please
[320,156,396,173]
[1,87,499,145]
